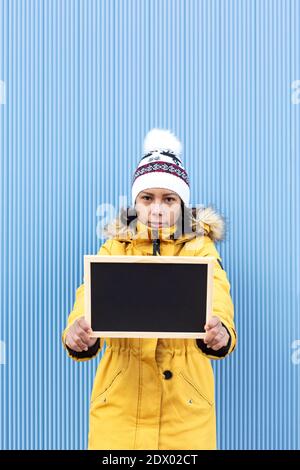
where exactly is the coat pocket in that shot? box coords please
[90,368,124,407]
[179,370,214,407]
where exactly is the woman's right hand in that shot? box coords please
[65,316,98,352]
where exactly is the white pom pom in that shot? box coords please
[143,128,182,157]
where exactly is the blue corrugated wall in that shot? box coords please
[0,0,299,450]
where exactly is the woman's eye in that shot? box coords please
[165,198,175,203]
[142,196,151,201]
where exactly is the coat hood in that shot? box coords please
[102,205,226,243]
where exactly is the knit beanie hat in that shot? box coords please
[131,128,190,207]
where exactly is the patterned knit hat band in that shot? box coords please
[131,128,190,206]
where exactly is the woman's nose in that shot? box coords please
[151,203,163,215]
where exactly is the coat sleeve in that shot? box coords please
[194,236,237,360]
[61,239,113,362]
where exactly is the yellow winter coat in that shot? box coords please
[62,206,237,450]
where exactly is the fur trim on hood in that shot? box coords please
[102,205,226,243]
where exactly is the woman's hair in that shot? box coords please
[118,199,199,239]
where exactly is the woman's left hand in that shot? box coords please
[203,316,230,350]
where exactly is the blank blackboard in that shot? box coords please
[84,255,214,339]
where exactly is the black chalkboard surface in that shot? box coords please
[84,255,215,339]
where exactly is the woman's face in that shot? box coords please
[135,188,182,228]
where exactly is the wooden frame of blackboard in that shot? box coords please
[84,255,215,339]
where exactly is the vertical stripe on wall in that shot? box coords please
[0,0,299,449]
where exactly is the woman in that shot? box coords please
[62,128,237,450]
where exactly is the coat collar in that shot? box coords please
[135,219,178,241]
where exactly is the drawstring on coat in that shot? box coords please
[152,227,161,255]
[152,238,160,255]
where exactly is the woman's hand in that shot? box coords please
[203,316,230,351]
[65,316,98,352]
